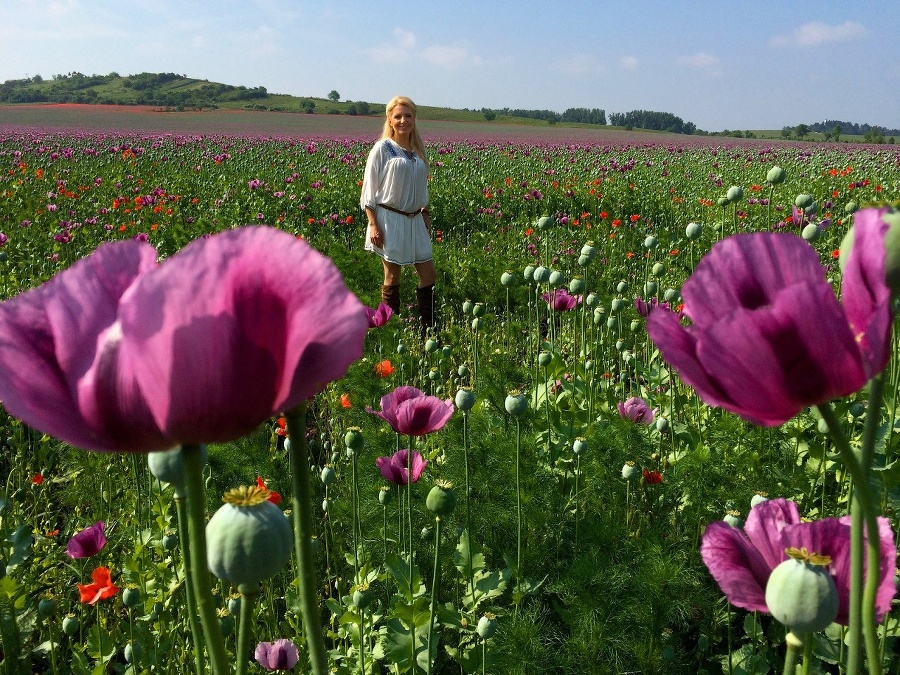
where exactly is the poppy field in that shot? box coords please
[1,108,899,675]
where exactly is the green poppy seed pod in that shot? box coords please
[396,342,407,355]
[584,360,594,372]
[122,587,141,609]
[321,498,330,513]
[462,299,474,315]
[353,587,373,609]
[616,281,629,294]
[219,614,234,636]
[426,482,456,516]
[163,533,178,551]
[794,193,813,209]
[572,438,587,456]
[420,526,433,541]
[606,316,618,329]
[663,288,679,303]
[610,297,625,313]
[206,487,293,586]
[505,391,528,416]
[685,222,703,240]
[630,319,641,332]
[804,201,818,217]
[124,641,142,664]
[577,254,591,266]
[644,235,659,249]
[717,196,730,207]
[477,614,498,639]
[472,303,486,317]
[62,614,80,636]
[148,445,208,498]
[845,201,858,215]
[585,293,598,307]
[425,338,439,353]
[655,416,670,433]
[651,262,666,277]
[533,266,550,283]
[548,270,564,287]
[581,242,597,259]
[593,311,605,326]
[644,281,658,296]
[765,554,839,633]
[458,364,470,378]
[766,166,786,185]
[750,493,769,508]
[37,598,57,619]
[817,418,830,435]
[849,401,865,418]
[428,367,440,381]
[726,185,743,203]
[442,345,453,358]
[283,437,292,453]
[801,223,820,241]
[455,387,476,412]
[537,351,553,367]
[621,462,637,480]
[378,486,393,506]
[500,271,517,287]
[537,215,554,229]
[471,317,482,330]
[320,466,336,486]
[569,276,585,294]
[723,511,742,528]
[523,265,536,283]
[344,427,364,452]
[615,339,626,352]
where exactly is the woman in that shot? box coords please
[361,96,437,331]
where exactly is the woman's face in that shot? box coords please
[389,104,415,137]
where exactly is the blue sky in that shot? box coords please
[3,0,899,132]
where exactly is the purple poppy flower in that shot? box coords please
[367,386,454,436]
[376,449,427,485]
[67,521,106,559]
[701,498,896,625]
[617,397,655,424]
[647,232,891,427]
[541,288,582,312]
[0,227,368,453]
[364,302,393,328]
[255,638,300,671]
[634,296,670,318]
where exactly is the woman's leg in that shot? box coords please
[381,259,402,313]
[414,260,437,330]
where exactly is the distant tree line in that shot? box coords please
[607,110,696,134]
[780,121,896,144]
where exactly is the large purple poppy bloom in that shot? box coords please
[66,521,107,559]
[376,449,427,486]
[701,498,896,625]
[367,386,454,436]
[0,227,368,452]
[255,638,300,671]
[647,229,891,426]
[617,397,655,425]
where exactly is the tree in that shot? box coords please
[328,90,340,102]
[795,124,810,139]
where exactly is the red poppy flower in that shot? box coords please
[275,417,287,437]
[340,393,352,409]
[643,469,663,484]
[256,477,282,505]
[77,566,119,604]
[374,360,395,377]
[31,473,44,485]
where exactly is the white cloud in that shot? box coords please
[771,21,867,48]
[620,55,638,71]
[394,28,417,50]
[423,42,481,69]
[556,53,606,77]
[677,52,719,69]
[364,28,416,64]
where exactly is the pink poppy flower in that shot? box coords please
[67,521,107,559]
[376,449,427,485]
[0,227,368,452]
[364,302,393,328]
[617,397,655,425]
[255,638,300,671]
[366,386,454,436]
[541,288,582,312]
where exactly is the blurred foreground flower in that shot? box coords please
[701,498,896,625]
[255,638,300,671]
[647,226,892,426]
[0,227,367,452]
[66,521,106,559]
[367,386,454,436]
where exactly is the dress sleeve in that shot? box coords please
[360,141,385,211]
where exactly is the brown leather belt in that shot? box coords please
[379,203,422,218]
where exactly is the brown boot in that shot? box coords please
[381,284,400,314]
[416,283,436,331]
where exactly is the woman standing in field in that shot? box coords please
[361,95,436,331]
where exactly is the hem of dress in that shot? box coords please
[366,246,433,266]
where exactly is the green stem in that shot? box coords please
[783,631,804,675]
[427,515,442,675]
[181,444,230,675]
[236,586,258,675]
[175,496,206,675]
[800,633,814,675]
[284,403,329,675]
[515,417,523,579]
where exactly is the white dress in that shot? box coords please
[360,139,432,265]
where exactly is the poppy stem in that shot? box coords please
[284,402,330,675]
[782,631,804,675]
[236,585,257,675]
[174,496,206,675]
[427,514,442,675]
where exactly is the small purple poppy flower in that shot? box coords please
[66,521,106,559]
[617,397,655,425]
[634,296,670,317]
[255,638,300,671]
[701,498,896,625]
[364,302,393,328]
[541,288,582,312]
[0,233,7,247]
[367,386,454,436]
[376,449,427,485]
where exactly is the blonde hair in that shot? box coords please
[381,95,428,166]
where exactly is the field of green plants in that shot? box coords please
[0,110,899,674]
